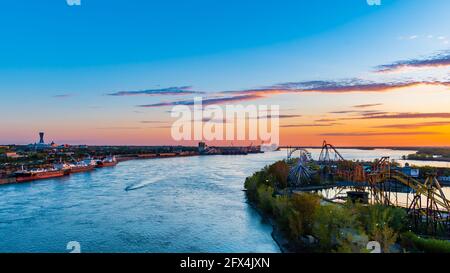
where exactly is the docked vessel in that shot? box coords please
[14,168,65,183]
[68,161,96,173]
[96,156,118,167]
[54,162,72,175]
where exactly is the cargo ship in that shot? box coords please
[54,163,72,175]
[68,161,96,173]
[14,168,65,183]
[96,156,118,167]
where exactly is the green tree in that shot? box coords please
[257,185,275,215]
[290,193,320,235]
[268,161,290,189]
[313,203,363,252]
[357,204,406,252]
[272,195,291,229]
[244,175,258,202]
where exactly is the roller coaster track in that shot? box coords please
[294,141,450,215]
[318,140,344,162]
[286,147,312,161]
[370,169,450,212]
[312,141,450,233]
[394,171,450,211]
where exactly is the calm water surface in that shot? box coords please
[0,148,447,253]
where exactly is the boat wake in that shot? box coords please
[125,179,162,191]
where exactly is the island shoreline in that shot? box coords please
[246,200,292,253]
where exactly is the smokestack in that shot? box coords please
[39,132,45,144]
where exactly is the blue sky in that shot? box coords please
[1,0,449,145]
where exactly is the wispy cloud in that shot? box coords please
[353,103,383,108]
[108,86,205,96]
[329,110,387,115]
[281,123,340,128]
[329,110,362,114]
[224,79,449,96]
[347,112,450,120]
[248,114,303,120]
[372,121,450,129]
[327,110,450,121]
[140,120,168,124]
[138,94,264,108]
[267,114,302,119]
[137,78,450,109]
[200,117,228,123]
[315,118,337,122]
[279,80,449,93]
[52,94,74,99]
[374,50,450,73]
[321,131,441,137]
[127,50,450,110]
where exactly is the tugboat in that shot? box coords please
[96,156,118,168]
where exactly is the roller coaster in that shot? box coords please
[286,146,312,161]
[287,141,450,235]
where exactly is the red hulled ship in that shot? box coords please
[14,168,65,183]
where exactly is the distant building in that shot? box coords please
[5,152,22,159]
[402,165,420,178]
[439,176,450,182]
[39,132,45,144]
[31,132,53,150]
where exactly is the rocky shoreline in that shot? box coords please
[246,200,293,253]
[271,225,292,253]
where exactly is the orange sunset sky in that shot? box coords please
[0,1,449,147]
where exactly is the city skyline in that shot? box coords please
[1,0,450,146]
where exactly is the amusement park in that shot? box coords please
[245,141,450,253]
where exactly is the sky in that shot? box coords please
[0,0,449,146]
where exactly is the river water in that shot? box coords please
[0,148,447,253]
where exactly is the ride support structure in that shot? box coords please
[287,140,450,236]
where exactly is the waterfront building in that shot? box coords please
[402,164,419,178]
[438,176,450,182]
[29,132,54,150]
[5,152,21,159]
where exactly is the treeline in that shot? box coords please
[406,147,450,160]
[244,160,450,253]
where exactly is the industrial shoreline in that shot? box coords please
[0,149,253,185]
[0,153,196,185]
[0,132,264,185]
